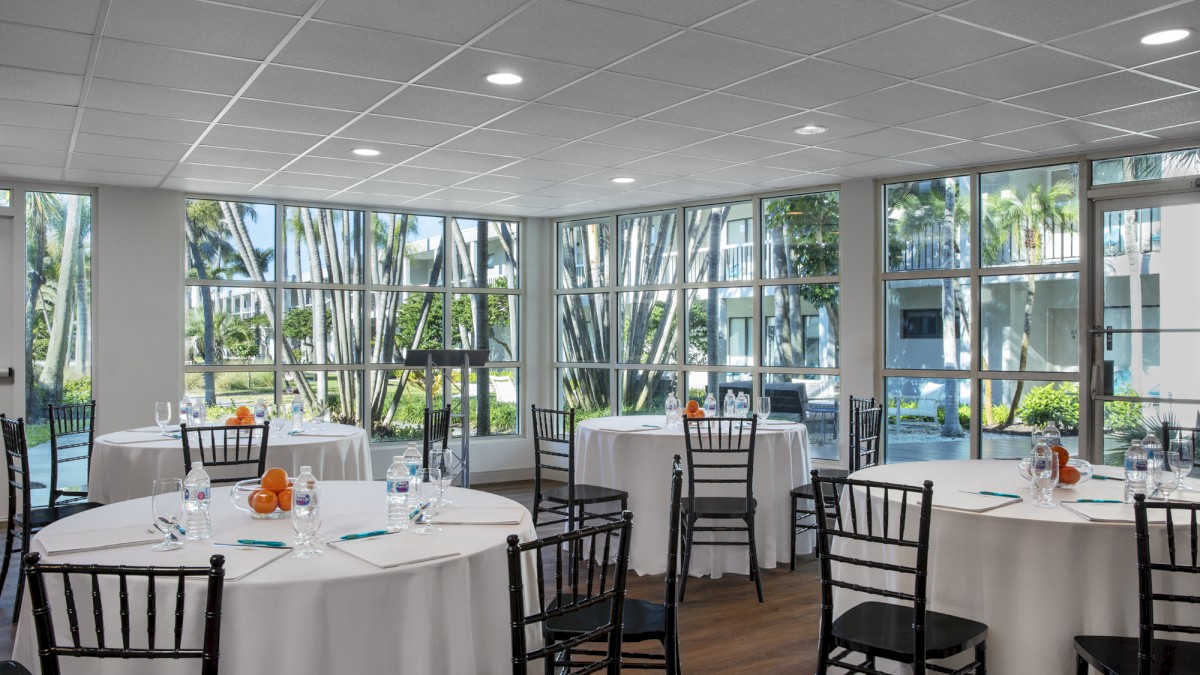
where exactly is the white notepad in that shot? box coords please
[295,426,359,437]
[433,506,525,525]
[40,525,165,556]
[1061,501,1172,523]
[596,423,660,432]
[328,535,461,569]
[934,491,1023,513]
[103,431,178,445]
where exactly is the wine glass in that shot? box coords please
[269,404,287,437]
[434,453,454,507]
[413,468,442,535]
[150,478,184,551]
[1030,444,1059,508]
[1171,438,1193,490]
[756,397,771,422]
[154,401,171,436]
[1159,451,1183,501]
[291,488,322,559]
[309,402,327,432]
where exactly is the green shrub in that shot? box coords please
[935,404,971,427]
[62,377,92,404]
[1017,383,1080,432]
[1104,387,1144,437]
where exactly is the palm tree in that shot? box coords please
[37,194,86,404]
[185,200,238,404]
[24,191,63,416]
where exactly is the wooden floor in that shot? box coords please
[0,480,823,673]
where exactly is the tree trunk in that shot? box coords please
[475,221,491,436]
[37,196,82,403]
[299,209,327,403]
[705,208,724,396]
[1005,278,1037,424]
[940,185,964,437]
[1124,210,1144,394]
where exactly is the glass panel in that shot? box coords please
[884,278,970,370]
[283,370,363,427]
[685,201,754,282]
[559,367,610,419]
[884,176,970,272]
[763,284,839,368]
[283,289,363,365]
[762,374,840,460]
[981,273,1078,372]
[448,367,518,436]
[619,369,677,416]
[184,371,276,419]
[283,206,364,284]
[884,376,971,462]
[684,371,747,408]
[0,189,10,207]
[618,290,677,364]
[451,292,518,362]
[559,217,609,289]
[980,164,1079,266]
[979,379,1079,459]
[185,286,275,366]
[368,369,444,443]
[1093,147,1200,185]
[618,210,677,286]
[25,191,92,422]
[369,291,442,364]
[451,218,519,289]
[762,190,840,278]
[1101,399,1200,468]
[185,199,276,282]
[371,212,444,286]
[686,286,754,366]
[558,293,609,363]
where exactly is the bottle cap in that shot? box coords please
[300,466,311,474]
[192,461,203,469]
[394,456,403,462]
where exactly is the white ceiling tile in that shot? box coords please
[610,31,796,89]
[63,168,161,187]
[275,21,456,82]
[1007,71,1189,118]
[902,103,1061,140]
[1,0,104,33]
[586,120,721,151]
[693,164,806,184]
[674,134,801,162]
[532,183,624,199]
[1147,120,1200,140]
[425,186,514,202]
[701,0,924,54]
[74,133,190,161]
[69,152,175,175]
[920,46,1114,101]
[647,93,799,132]
[402,197,493,211]
[202,125,323,154]
[1052,3,1200,67]
[533,141,656,166]
[264,172,361,190]
[0,99,77,130]
[418,48,593,101]
[355,180,443,197]
[86,78,230,120]
[1139,52,1200,88]
[758,173,840,190]
[570,168,675,188]
[541,72,702,117]
[1082,93,1200,133]
[216,0,314,14]
[980,120,1122,152]
[485,104,627,139]
[618,153,735,176]
[822,83,984,125]
[819,127,955,157]
[314,0,531,45]
[442,129,568,157]
[725,59,902,109]
[495,194,580,208]
[570,0,748,26]
[311,137,424,163]
[947,0,1176,43]
[456,174,556,193]
[893,141,1031,167]
[373,86,523,126]
[0,125,70,151]
[476,0,679,68]
[80,109,207,143]
[173,163,276,183]
[159,177,255,194]
[0,65,83,105]
[94,39,256,95]
[244,66,398,112]
[405,149,518,173]
[472,203,548,216]
[835,157,933,178]
[0,23,92,75]
[286,156,391,179]
[753,147,876,172]
[222,99,356,135]
[340,114,469,146]
[105,0,298,60]
[188,146,296,170]
[0,162,63,181]
[493,158,601,181]
[651,177,748,196]
[823,16,1026,79]
[335,191,407,207]
[739,111,884,144]
[253,185,341,201]
[904,0,970,9]
[374,165,476,185]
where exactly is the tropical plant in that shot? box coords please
[1017,382,1080,432]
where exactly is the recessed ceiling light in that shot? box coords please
[486,72,523,85]
[1141,28,1192,45]
[351,148,381,157]
[611,177,635,184]
[794,125,827,135]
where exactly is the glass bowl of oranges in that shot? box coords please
[1018,445,1093,489]
[230,467,293,519]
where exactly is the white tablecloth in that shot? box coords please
[575,415,811,576]
[89,424,372,503]
[842,459,1198,675]
[13,481,538,675]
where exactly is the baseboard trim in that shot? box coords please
[469,468,534,484]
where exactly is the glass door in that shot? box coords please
[1093,193,1200,466]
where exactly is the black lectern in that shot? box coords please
[403,349,489,487]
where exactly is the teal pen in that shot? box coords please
[977,490,1021,498]
[641,424,660,428]
[408,500,433,520]
[340,530,388,541]
[1090,475,1114,480]
[236,539,286,547]
[1073,499,1122,503]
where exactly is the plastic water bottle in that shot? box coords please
[254,398,267,425]
[1124,440,1149,503]
[386,456,410,532]
[183,461,212,540]
[704,393,717,418]
[723,390,735,417]
[191,398,205,426]
[179,396,192,426]
[290,392,304,432]
[402,442,423,487]
[292,466,321,554]
[1040,422,1062,449]
[664,393,680,430]
[1142,432,1163,493]
[735,392,749,418]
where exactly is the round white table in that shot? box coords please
[88,424,372,503]
[575,415,811,576]
[12,481,538,675]
[841,459,1196,675]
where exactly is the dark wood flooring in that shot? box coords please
[1,480,823,673]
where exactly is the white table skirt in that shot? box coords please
[88,424,372,503]
[575,415,812,577]
[840,459,1198,675]
[12,482,539,675]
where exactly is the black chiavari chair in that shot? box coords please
[531,406,628,530]
[422,405,452,471]
[179,422,269,485]
[46,401,97,507]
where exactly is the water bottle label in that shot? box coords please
[196,488,209,502]
[388,479,409,494]
[183,487,189,500]
[1132,458,1148,472]
[407,464,419,478]
[294,492,313,507]
[1032,456,1052,472]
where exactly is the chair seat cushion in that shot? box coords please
[546,597,667,643]
[832,601,987,661]
[684,496,756,517]
[1074,635,1200,674]
[543,483,628,505]
[16,502,104,530]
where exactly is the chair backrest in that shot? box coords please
[0,416,34,524]
[663,456,683,672]
[681,417,758,512]
[46,401,97,455]
[179,423,269,485]
[422,405,452,470]
[1133,494,1200,674]
[24,552,225,675]
[811,471,935,669]
[850,406,884,472]
[531,405,576,485]
[506,512,633,675]
[1161,423,1200,468]
[848,396,876,416]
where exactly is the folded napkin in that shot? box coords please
[935,491,1022,513]
[596,424,660,432]
[328,535,461,569]
[102,431,178,445]
[1061,501,1176,523]
[40,524,165,556]
[433,506,526,526]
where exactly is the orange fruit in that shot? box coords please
[693,409,705,418]
[1052,445,1070,467]
[240,417,257,426]
[1059,465,1081,485]
[276,487,293,511]
[261,467,289,493]
[686,399,699,412]
[225,416,241,427]
[249,489,277,514]
[236,406,252,419]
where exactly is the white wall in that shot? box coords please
[835,179,880,467]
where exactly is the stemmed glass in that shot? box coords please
[413,468,442,535]
[433,452,454,507]
[756,397,771,422]
[1171,438,1194,490]
[291,488,322,559]
[1029,444,1059,508]
[154,402,172,436]
[150,478,184,551]
[268,404,286,437]
[1159,450,1183,501]
[309,402,327,432]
